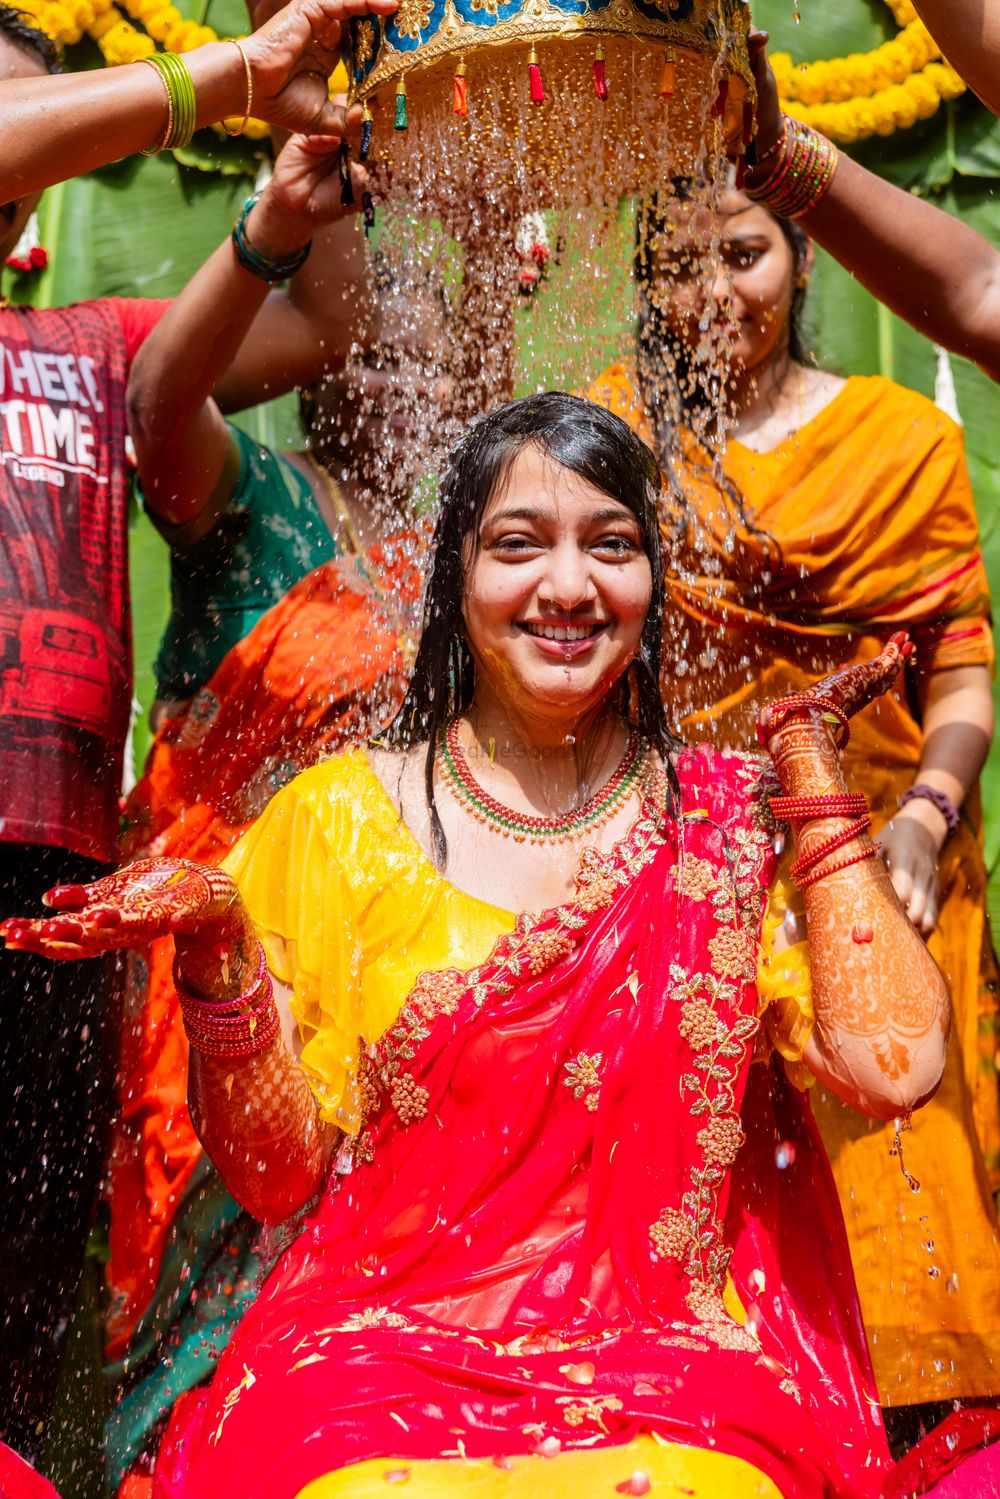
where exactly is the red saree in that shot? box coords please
[0,1443,60,1498]
[154,748,888,1498]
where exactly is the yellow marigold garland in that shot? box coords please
[883,0,917,26]
[771,20,938,105]
[15,0,115,49]
[771,0,967,143]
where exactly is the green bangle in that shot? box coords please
[142,51,197,153]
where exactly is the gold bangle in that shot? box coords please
[222,38,253,137]
[140,57,173,155]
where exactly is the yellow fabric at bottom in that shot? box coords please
[296,1435,784,1498]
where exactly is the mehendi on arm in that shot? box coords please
[759,637,950,1119]
[187,1025,337,1224]
[1,856,337,1221]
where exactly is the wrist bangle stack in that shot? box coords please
[231,193,312,284]
[757,693,851,751]
[745,116,839,220]
[770,793,869,822]
[768,793,878,890]
[141,52,198,155]
[222,38,253,138]
[899,783,960,839]
[175,940,281,1060]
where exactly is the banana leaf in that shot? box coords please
[751,0,890,59]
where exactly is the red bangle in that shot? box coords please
[182,996,276,1042]
[179,974,275,1027]
[790,816,872,882]
[750,116,790,180]
[186,1004,281,1059]
[797,842,879,890]
[174,939,282,1060]
[758,694,851,751]
[771,793,869,822]
[183,979,280,1057]
[174,940,268,1014]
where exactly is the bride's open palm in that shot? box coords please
[0,858,242,961]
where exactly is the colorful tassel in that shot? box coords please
[592,43,608,101]
[453,56,468,116]
[659,48,676,99]
[359,103,373,162]
[394,76,408,131]
[528,46,545,105]
[338,141,355,206]
[711,73,729,118]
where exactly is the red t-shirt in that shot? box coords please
[0,297,169,861]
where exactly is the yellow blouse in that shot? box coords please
[224,751,813,1130]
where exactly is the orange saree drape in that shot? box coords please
[589,364,1000,1406]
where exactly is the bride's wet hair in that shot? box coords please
[381,391,682,863]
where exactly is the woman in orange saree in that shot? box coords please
[587,187,1000,1419]
[4,394,950,1498]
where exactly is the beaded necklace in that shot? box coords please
[438,718,644,843]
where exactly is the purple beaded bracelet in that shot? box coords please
[899,783,960,839]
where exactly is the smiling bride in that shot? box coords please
[2,394,948,1499]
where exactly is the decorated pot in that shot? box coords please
[347,0,752,216]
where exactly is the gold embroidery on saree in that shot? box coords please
[562,1052,603,1113]
[669,853,719,902]
[390,1073,430,1124]
[648,759,775,1353]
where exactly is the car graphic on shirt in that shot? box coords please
[0,606,111,737]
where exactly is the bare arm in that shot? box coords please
[1,50,245,200]
[748,34,1000,383]
[211,0,372,419]
[211,211,368,415]
[911,0,1000,115]
[127,132,367,535]
[0,0,394,203]
[761,637,950,1118]
[880,663,993,933]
